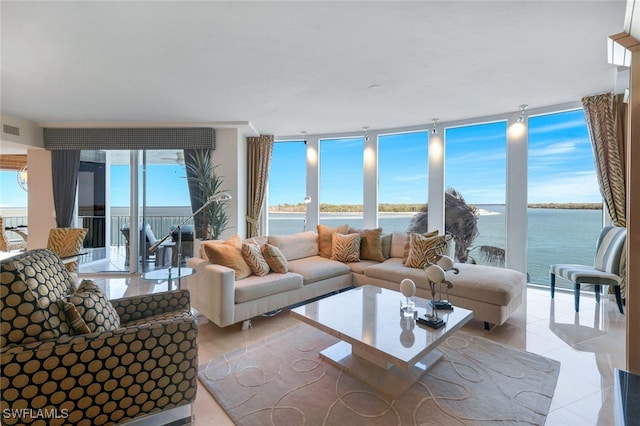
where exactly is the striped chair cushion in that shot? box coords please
[550,264,622,286]
[594,226,626,273]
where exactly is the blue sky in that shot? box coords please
[268,108,599,206]
[0,109,600,209]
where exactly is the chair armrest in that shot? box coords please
[111,289,191,324]
[0,312,198,425]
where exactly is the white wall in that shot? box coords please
[0,114,44,152]
[214,128,247,239]
[27,149,57,249]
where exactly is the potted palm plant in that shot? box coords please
[186,150,230,240]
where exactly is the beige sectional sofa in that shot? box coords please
[185,230,525,331]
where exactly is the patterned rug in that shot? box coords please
[198,324,560,425]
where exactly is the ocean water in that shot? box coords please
[268,206,603,286]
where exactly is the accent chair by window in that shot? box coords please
[550,226,626,314]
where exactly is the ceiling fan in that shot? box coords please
[160,151,185,164]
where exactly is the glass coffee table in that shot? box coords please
[290,285,473,398]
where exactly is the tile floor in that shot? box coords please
[86,274,627,425]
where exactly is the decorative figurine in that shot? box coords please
[399,278,417,318]
[420,242,459,328]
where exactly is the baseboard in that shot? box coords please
[119,404,193,426]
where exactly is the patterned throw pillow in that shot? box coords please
[317,224,349,258]
[241,241,270,276]
[60,280,121,335]
[331,233,361,263]
[202,235,252,280]
[349,227,384,261]
[0,249,78,347]
[403,230,439,262]
[403,233,448,269]
[261,244,288,273]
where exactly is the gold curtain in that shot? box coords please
[582,92,627,227]
[582,92,627,298]
[246,135,274,238]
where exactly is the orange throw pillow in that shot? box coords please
[203,235,252,280]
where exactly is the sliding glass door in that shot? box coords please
[78,149,192,274]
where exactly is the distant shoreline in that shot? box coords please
[268,202,602,213]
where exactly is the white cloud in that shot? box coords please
[529,141,579,157]
[528,170,601,203]
[528,117,586,134]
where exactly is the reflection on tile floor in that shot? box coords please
[86,275,626,426]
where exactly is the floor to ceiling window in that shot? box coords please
[378,131,428,233]
[267,140,307,235]
[527,109,602,288]
[445,121,507,264]
[319,137,364,228]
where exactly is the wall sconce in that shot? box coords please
[517,104,528,123]
[431,118,439,135]
[17,166,28,192]
[363,126,369,142]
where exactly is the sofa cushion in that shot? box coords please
[0,249,77,348]
[390,232,407,258]
[363,258,523,306]
[235,273,303,303]
[288,256,351,285]
[349,227,384,261]
[331,233,361,262]
[203,235,252,280]
[241,241,270,277]
[317,224,349,258]
[346,259,380,275]
[60,280,121,334]
[381,233,392,259]
[262,244,289,273]
[268,231,318,261]
[404,233,448,268]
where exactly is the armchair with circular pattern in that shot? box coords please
[0,249,199,425]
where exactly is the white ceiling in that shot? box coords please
[0,1,627,137]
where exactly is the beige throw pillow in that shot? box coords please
[403,233,448,269]
[241,241,270,277]
[349,227,384,261]
[331,233,361,263]
[203,235,252,280]
[317,224,349,258]
[262,244,288,273]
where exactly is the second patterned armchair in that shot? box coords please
[46,227,88,274]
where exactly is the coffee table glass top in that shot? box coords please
[291,285,473,368]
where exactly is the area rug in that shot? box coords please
[198,324,560,425]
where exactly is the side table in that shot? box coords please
[142,267,195,291]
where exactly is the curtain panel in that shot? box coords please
[246,135,274,238]
[582,93,627,227]
[582,92,627,298]
[51,150,81,228]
